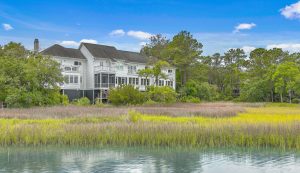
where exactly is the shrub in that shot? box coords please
[143,99,158,106]
[292,98,300,104]
[180,96,201,103]
[179,80,219,101]
[73,97,90,106]
[60,95,69,106]
[108,85,147,105]
[148,86,177,103]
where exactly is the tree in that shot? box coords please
[140,34,169,63]
[165,31,203,85]
[152,60,169,86]
[0,42,64,107]
[272,62,300,103]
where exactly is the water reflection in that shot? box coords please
[0,147,299,173]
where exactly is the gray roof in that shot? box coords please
[118,50,148,63]
[81,43,148,63]
[41,44,85,59]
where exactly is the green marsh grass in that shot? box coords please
[0,103,299,149]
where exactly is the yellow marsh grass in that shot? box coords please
[0,104,300,149]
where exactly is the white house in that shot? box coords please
[39,40,176,102]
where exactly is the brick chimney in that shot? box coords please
[34,39,39,53]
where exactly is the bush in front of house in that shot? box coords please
[108,85,148,106]
[148,86,177,103]
[180,96,201,103]
[73,97,91,106]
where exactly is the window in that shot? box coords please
[94,74,101,88]
[109,74,115,86]
[72,67,77,72]
[64,75,79,84]
[74,61,81,66]
[141,79,149,86]
[158,80,164,86]
[136,78,139,85]
[117,77,127,85]
[166,81,173,87]
[74,76,78,84]
[64,67,71,71]
[70,75,74,83]
[128,65,137,74]
[102,73,108,84]
[168,69,173,73]
[100,61,104,67]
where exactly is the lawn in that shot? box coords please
[0,102,300,149]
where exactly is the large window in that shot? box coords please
[166,81,173,87]
[64,75,79,84]
[128,77,139,85]
[141,78,150,86]
[64,66,78,72]
[117,77,127,85]
[95,73,115,88]
[158,80,164,86]
[64,67,71,71]
[128,65,137,74]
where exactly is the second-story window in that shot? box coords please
[64,75,79,84]
[64,67,71,71]
[72,67,77,72]
[128,65,137,74]
[168,69,173,73]
[74,61,81,66]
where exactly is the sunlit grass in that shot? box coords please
[0,103,299,149]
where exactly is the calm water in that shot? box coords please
[0,147,299,173]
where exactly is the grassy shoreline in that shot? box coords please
[0,103,300,149]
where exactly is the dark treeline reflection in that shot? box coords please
[0,147,300,173]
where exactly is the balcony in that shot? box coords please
[94,66,115,72]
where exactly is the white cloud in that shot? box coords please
[127,30,153,40]
[109,29,125,37]
[266,43,300,53]
[59,39,98,47]
[2,23,13,31]
[241,46,256,54]
[281,1,300,19]
[234,23,256,33]
[60,41,79,47]
[139,42,147,46]
[80,39,98,44]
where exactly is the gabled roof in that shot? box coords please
[81,43,148,63]
[80,43,121,61]
[41,44,85,59]
[118,50,148,63]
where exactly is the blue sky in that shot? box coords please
[1,0,300,55]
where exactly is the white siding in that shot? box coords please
[52,44,176,91]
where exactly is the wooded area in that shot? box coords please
[141,31,300,103]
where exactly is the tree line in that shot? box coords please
[1,31,300,107]
[141,31,300,103]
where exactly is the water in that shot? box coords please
[0,147,299,173]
